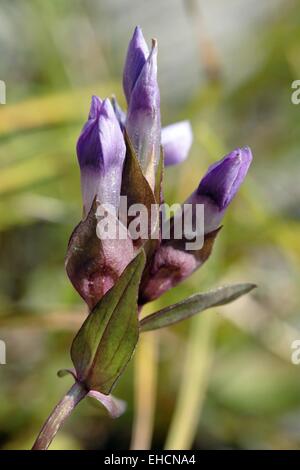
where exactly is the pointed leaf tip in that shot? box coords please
[140,283,256,332]
[57,368,77,380]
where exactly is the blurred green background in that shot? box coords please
[1,0,300,450]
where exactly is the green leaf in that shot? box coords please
[71,250,145,394]
[121,132,157,245]
[140,283,256,332]
[142,146,164,262]
[154,146,164,206]
[57,368,76,379]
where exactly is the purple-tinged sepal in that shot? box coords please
[139,227,220,304]
[65,200,134,311]
[57,368,127,418]
[88,391,127,419]
[162,121,193,166]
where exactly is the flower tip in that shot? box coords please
[89,95,102,119]
[131,25,148,54]
[132,26,150,53]
[100,97,115,119]
[145,38,158,75]
[133,25,143,38]
[242,145,253,163]
[198,146,253,210]
[101,96,110,107]
[149,38,158,62]
[110,94,117,109]
[123,26,150,104]
[151,38,158,50]
[233,145,252,160]
[230,146,253,175]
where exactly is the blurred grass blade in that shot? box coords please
[130,331,158,450]
[140,283,256,332]
[165,313,216,450]
[0,83,119,135]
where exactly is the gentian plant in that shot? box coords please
[32,26,255,450]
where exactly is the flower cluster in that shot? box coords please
[32,27,255,450]
[66,25,252,311]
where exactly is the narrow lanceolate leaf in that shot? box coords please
[71,251,145,394]
[143,146,164,260]
[154,146,164,206]
[121,132,157,246]
[140,283,256,332]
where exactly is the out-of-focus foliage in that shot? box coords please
[0,0,300,450]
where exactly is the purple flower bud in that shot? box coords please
[123,26,149,105]
[197,146,253,211]
[161,121,193,166]
[77,96,126,218]
[125,39,161,188]
[139,147,252,303]
[187,146,253,233]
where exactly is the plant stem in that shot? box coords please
[32,381,87,450]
